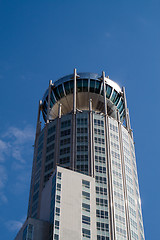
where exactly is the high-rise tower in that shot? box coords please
[15,70,145,240]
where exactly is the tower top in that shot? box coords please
[42,72,124,122]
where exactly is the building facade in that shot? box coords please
[15,70,145,240]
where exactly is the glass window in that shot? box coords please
[55,220,59,229]
[56,195,61,203]
[95,80,101,94]
[64,81,70,95]
[101,85,104,96]
[106,85,112,98]
[82,215,90,225]
[53,87,60,101]
[54,234,59,240]
[61,129,70,137]
[90,79,95,92]
[43,101,47,114]
[82,203,90,212]
[23,226,27,240]
[61,119,71,128]
[58,84,64,98]
[55,207,60,216]
[28,224,33,239]
[77,79,83,92]
[117,99,123,109]
[82,228,91,238]
[82,191,90,200]
[57,183,61,191]
[111,90,118,102]
[114,94,120,105]
[50,91,56,105]
[82,180,90,188]
[70,80,74,93]
[60,156,70,164]
[57,172,62,180]
[83,79,88,92]
[119,103,124,114]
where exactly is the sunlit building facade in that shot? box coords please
[15,70,145,240]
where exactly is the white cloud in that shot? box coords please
[0,139,10,162]
[0,192,8,204]
[0,125,34,163]
[3,125,34,145]
[0,165,7,189]
[12,147,25,163]
[0,125,34,203]
[0,165,8,204]
[5,220,23,232]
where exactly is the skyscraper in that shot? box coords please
[15,70,145,240]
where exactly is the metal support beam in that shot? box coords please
[58,103,62,119]
[54,104,61,168]
[117,110,132,240]
[73,68,77,114]
[35,100,42,140]
[122,87,131,131]
[89,99,94,177]
[102,71,116,240]
[46,80,52,123]
[71,68,77,171]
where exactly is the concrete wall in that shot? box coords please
[56,166,97,240]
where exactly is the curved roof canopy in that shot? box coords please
[42,72,124,122]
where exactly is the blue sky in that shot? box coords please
[0,0,160,239]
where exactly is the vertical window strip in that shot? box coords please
[82,179,91,239]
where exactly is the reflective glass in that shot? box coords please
[119,104,124,114]
[95,80,101,94]
[114,94,120,106]
[64,81,70,95]
[117,100,123,109]
[77,79,83,92]
[106,85,112,98]
[53,87,60,101]
[82,215,90,225]
[43,101,47,114]
[90,79,95,92]
[111,90,118,103]
[58,84,64,98]
[50,91,56,105]
[83,79,88,92]
[101,85,104,96]
[70,80,74,93]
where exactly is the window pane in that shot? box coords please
[106,85,112,98]
[95,80,101,94]
[114,94,120,105]
[117,99,123,109]
[64,81,70,95]
[82,203,90,212]
[70,80,74,93]
[83,79,88,92]
[50,91,56,105]
[53,87,60,100]
[82,215,90,225]
[82,228,90,238]
[58,84,64,98]
[82,180,90,188]
[82,191,90,200]
[77,79,83,92]
[90,79,95,93]
[111,90,118,103]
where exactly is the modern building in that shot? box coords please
[15,70,145,240]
